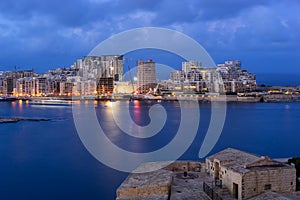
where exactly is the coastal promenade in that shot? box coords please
[7,93,300,102]
[1,94,300,103]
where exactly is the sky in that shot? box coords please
[0,0,299,74]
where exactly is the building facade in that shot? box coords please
[75,55,123,81]
[137,59,157,93]
[182,61,201,76]
[217,61,256,93]
[97,77,114,94]
[170,70,184,83]
[206,148,296,199]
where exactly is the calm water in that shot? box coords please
[0,101,300,199]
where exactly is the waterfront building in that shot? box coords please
[75,55,123,81]
[97,77,114,95]
[64,76,97,97]
[217,60,256,93]
[186,67,221,93]
[36,77,47,96]
[182,61,201,75]
[186,70,202,82]
[137,59,157,93]
[0,58,258,97]
[15,70,35,79]
[169,61,210,94]
[0,78,3,96]
[158,79,180,92]
[81,80,97,97]
[181,61,224,93]
[47,79,61,96]
[169,60,256,94]
[16,77,33,96]
[59,81,73,96]
[3,77,15,96]
[72,79,97,97]
[113,81,137,94]
[170,70,184,83]
[100,55,123,81]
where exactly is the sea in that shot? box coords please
[256,73,300,86]
[0,99,300,200]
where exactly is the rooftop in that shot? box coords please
[207,148,291,174]
[117,148,297,199]
[206,148,261,164]
[118,169,173,190]
[116,161,212,200]
[248,191,300,200]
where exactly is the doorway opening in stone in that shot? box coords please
[233,182,238,199]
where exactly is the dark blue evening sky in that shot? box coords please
[0,0,299,74]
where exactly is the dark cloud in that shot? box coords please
[196,0,272,20]
[0,0,299,73]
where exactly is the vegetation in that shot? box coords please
[288,157,300,191]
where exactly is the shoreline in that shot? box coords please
[1,93,300,103]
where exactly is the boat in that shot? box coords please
[29,99,74,106]
[143,94,163,100]
[237,93,262,102]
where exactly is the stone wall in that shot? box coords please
[243,167,296,199]
[116,161,205,200]
[163,161,204,172]
[116,169,173,200]
[246,156,279,168]
[263,94,300,102]
[220,166,243,199]
[206,159,235,178]
[116,183,170,199]
[206,159,214,176]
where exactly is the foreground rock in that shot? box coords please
[0,117,50,123]
[117,148,299,200]
[116,161,211,200]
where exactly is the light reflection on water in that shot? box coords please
[0,101,299,200]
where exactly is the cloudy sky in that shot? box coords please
[0,0,299,74]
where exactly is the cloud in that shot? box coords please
[196,0,272,20]
[0,0,299,73]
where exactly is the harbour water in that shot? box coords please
[0,101,300,199]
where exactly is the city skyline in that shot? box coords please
[0,1,299,74]
[0,56,260,97]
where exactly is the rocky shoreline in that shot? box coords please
[0,117,50,124]
[1,93,300,103]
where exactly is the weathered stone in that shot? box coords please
[206,148,297,199]
[116,161,208,200]
[117,148,298,200]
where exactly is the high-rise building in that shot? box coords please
[216,60,256,93]
[137,59,157,93]
[78,55,123,81]
[182,61,201,74]
[37,77,47,95]
[100,55,123,81]
[170,70,184,83]
[96,77,114,95]
[6,77,15,95]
